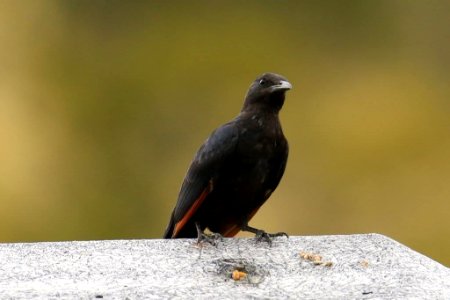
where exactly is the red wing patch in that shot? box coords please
[172,181,213,238]
[223,225,241,237]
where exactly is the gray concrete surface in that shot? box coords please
[0,234,449,299]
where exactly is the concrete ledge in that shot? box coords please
[0,234,449,299]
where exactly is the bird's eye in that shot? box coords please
[259,79,266,85]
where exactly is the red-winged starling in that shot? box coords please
[163,73,292,243]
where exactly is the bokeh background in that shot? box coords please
[1,1,449,265]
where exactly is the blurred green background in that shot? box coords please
[0,1,449,265]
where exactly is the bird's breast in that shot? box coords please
[237,119,286,159]
[227,123,286,183]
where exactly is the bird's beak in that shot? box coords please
[270,80,292,92]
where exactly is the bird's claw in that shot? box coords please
[255,230,289,245]
[197,232,223,246]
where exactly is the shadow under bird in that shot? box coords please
[163,73,292,243]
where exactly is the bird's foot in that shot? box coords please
[241,223,288,245]
[195,222,223,246]
[254,230,289,245]
[197,232,223,246]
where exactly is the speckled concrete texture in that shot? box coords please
[0,234,449,299]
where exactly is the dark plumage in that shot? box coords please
[163,73,292,241]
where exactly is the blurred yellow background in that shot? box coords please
[0,1,449,265]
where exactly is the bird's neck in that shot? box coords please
[241,93,285,114]
[239,106,281,123]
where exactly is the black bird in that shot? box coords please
[163,73,292,243]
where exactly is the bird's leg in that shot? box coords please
[195,222,223,246]
[241,223,288,245]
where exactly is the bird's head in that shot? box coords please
[242,73,292,113]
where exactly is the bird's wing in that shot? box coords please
[164,122,239,238]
